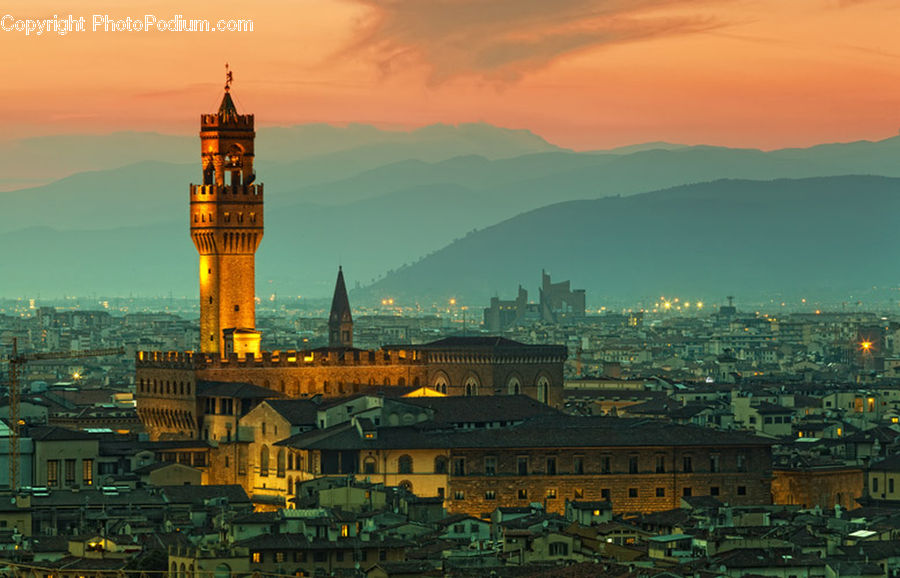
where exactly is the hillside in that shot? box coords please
[360,176,900,305]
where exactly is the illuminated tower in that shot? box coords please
[328,267,353,348]
[191,71,263,355]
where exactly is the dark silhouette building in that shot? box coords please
[484,271,585,331]
[540,269,586,322]
[328,267,353,349]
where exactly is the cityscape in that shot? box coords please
[4,1,900,577]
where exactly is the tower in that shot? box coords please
[328,266,353,348]
[191,71,263,355]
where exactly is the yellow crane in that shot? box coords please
[4,338,124,492]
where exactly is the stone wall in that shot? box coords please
[447,446,773,516]
[771,467,863,510]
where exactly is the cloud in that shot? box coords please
[345,0,727,84]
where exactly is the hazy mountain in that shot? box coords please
[0,132,194,191]
[360,176,900,306]
[0,182,497,298]
[0,122,559,191]
[11,135,900,234]
[604,141,688,154]
[5,175,898,305]
[7,128,900,300]
[0,162,195,232]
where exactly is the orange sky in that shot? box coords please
[2,0,899,149]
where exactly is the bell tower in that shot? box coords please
[190,67,263,356]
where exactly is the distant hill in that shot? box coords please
[0,122,560,192]
[10,134,900,234]
[360,176,900,306]
[5,175,898,304]
[6,126,900,300]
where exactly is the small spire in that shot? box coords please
[329,267,353,348]
[225,62,233,92]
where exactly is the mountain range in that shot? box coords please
[2,123,899,303]
[363,175,900,306]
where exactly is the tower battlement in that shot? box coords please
[136,348,422,370]
[190,183,264,199]
[200,113,254,129]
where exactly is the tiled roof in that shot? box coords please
[753,401,794,415]
[265,399,319,425]
[30,488,166,507]
[28,425,99,442]
[283,415,773,451]
[399,394,560,424]
[197,380,282,399]
[568,500,612,511]
[869,454,900,472]
[160,484,250,506]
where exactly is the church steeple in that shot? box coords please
[328,266,353,348]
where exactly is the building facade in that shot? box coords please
[280,415,774,516]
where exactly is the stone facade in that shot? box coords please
[136,340,567,441]
[771,466,863,510]
[447,445,773,516]
[280,415,773,517]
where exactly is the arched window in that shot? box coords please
[364,456,377,475]
[260,445,270,477]
[464,375,479,396]
[287,476,294,496]
[214,564,231,578]
[398,454,413,474]
[537,375,551,403]
[508,376,521,395]
[180,563,186,578]
[434,456,448,474]
[171,562,177,578]
[277,448,286,478]
[432,372,450,392]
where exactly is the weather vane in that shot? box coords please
[225,63,233,92]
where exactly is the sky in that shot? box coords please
[2,0,899,150]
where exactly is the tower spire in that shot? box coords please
[329,266,353,349]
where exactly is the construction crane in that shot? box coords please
[4,338,124,492]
